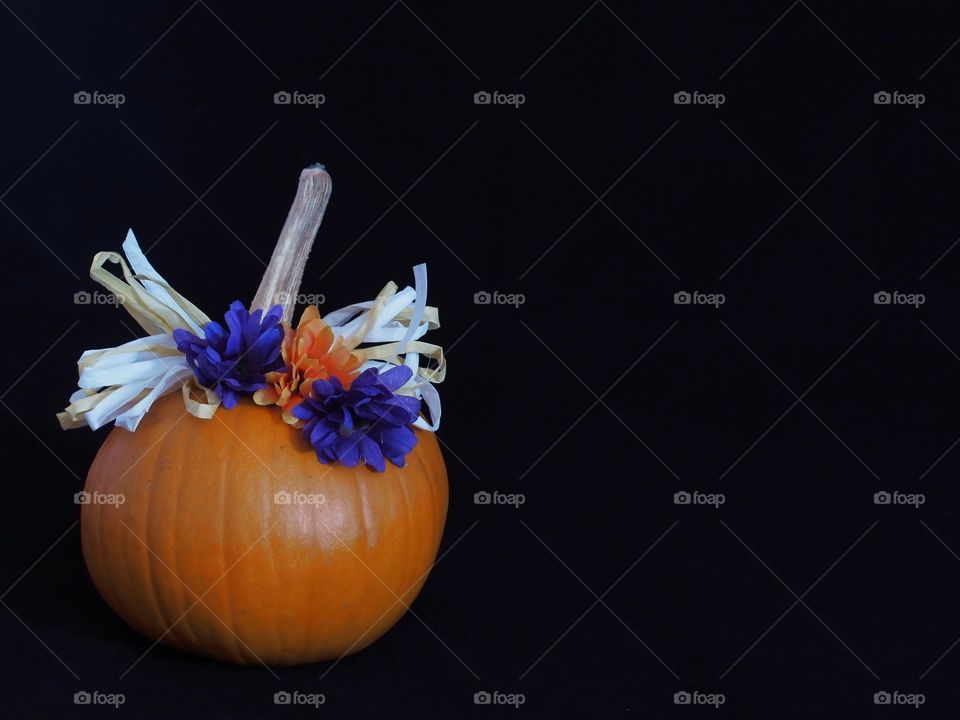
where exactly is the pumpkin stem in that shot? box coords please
[251,164,333,322]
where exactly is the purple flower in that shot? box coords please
[292,365,421,472]
[173,301,284,409]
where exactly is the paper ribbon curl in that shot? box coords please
[58,230,221,431]
[324,264,445,431]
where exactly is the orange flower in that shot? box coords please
[254,305,364,423]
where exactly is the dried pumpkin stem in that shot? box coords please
[251,164,333,322]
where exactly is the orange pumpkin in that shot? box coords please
[81,391,448,665]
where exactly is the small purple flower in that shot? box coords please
[173,301,284,409]
[292,365,421,472]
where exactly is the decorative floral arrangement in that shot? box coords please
[62,167,451,667]
[58,230,445,471]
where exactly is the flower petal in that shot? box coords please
[358,434,385,472]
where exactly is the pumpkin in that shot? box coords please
[81,391,448,665]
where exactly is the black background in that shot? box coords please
[3,1,960,717]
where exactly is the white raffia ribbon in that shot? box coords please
[324,263,446,431]
[57,230,220,431]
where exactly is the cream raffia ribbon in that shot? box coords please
[59,234,446,433]
[323,264,446,431]
[57,230,221,431]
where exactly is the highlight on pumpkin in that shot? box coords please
[59,229,446,472]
